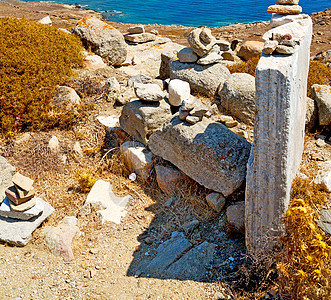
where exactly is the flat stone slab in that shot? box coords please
[318,209,331,235]
[0,199,54,246]
[149,115,251,196]
[85,180,132,224]
[138,231,192,276]
[0,197,43,220]
[164,241,216,280]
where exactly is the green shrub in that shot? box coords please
[0,17,84,136]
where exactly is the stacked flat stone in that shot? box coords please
[267,0,302,15]
[176,28,232,64]
[179,97,210,125]
[263,32,297,55]
[1,172,43,220]
[124,25,157,44]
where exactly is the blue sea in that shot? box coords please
[29,0,330,27]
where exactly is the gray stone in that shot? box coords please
[128,26,145,34]
[206,193,226,212]
[127,74,152,87]
[0,157,16,203]
[0,197,43,221]
[311,85,331,126]
[168,79,191,106]
[44,216,80,262]
[159,52,177,80]
[182,219,200,232]
[170,60,230,97]
[134,83,164,102]
[117,88,136,105]
[54,86,80,110]
[189,103,209,118]
[74,17,127,66]
[85,180,132,224]
[275,45,296,55]
[105,77,121,102]
[215,39,231,51]
[164,241,216,280]
[177,47,198,63]
[138,231,192,276]
[318,209,331,235]
[119,99,172,145]
[186,115,201,124]
[197,45,223,65]
[120,141,153,181]
[263,40,279,55]
[314,161,331,192]
[226,201,245,230]
[187,28,216,57]
[219,73,256,125]
[179,107,190,121]
[149,115,251,196]
[0,199,54,246]
[124,33,156,44]
[245,17,312,254]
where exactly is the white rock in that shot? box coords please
[134,83,164,102]
[168,79,191,106]
[85,180,132,224]
[263,21,306,42]
[271,13,309,28]
[48,136,60,152]
[85,54,108,70]
[97,115,119,130]
[315,161,331,192]
[38,16,52,26]
[73,142,83,156]
[54,86,81,110]
[120,141,153,181]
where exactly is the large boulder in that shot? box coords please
[311,84,331,126]
[187,28,216,57]
[119,99,172,145]
[74,17,127,66]
[169,60,230,97]
[149,115,251,196]
[238,41,264,61]
[218,73,256,125]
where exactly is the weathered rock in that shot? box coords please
[38,16,52,26]
[12,172,34,192]
[160,52,177,79]
[0,197,42,220]
[155,165,186,195]
[164,241,216,280]
[186,115,201,124]
[305,97,318,131]
[85,180,132,224]
[54,86,81,110]
[73,141,83,156]
[138,231,192,276]
[74,17,127,66]
[84,54,107,70]
[279,39,297,48]
[120,141,153,181]
[0,199,54,246]
[263,40,279,55]
[105,77,121,102]
[314,161,331,193]
[271,13,309,28]
[189,103,209,118]
[128,26,145,34]
[177,47,198,63]
[182,219,200,232]
[263,21,306,42]
[226,201,245,230]
[318,209,331,236]
[276,0,299,4]
[219,73,256,125]
[117,88,136,105]
[246,17,312,254]
[311,84,331,126]
[9,197,36,212]
[127,74,152,87]
[44,216,80,262]
[275,45,296,55]
[124,33,156,44]
[206,193,226,212]
[222,51,238,61]
[197,45,223,65]
[170,60,230,97]
[225,120,239,128]
[48,136,60,152]
[149,115,251,196]
[134,83,164,102]
[168,79,191,106]
[119,99,172,145]
[187,28,216,57]
[238,41,264,61]
[216,39,231,51]
[267,4,302,15]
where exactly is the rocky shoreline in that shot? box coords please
[0,0,330,56]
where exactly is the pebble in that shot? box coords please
[316,139,326,147]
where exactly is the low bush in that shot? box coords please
[0,17,84,136]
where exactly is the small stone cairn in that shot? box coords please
[124,25,157,44]
[177,27,234,64]
[263,0,302,55]
[1,172,44,220]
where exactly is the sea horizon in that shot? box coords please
[24,0,330,27]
